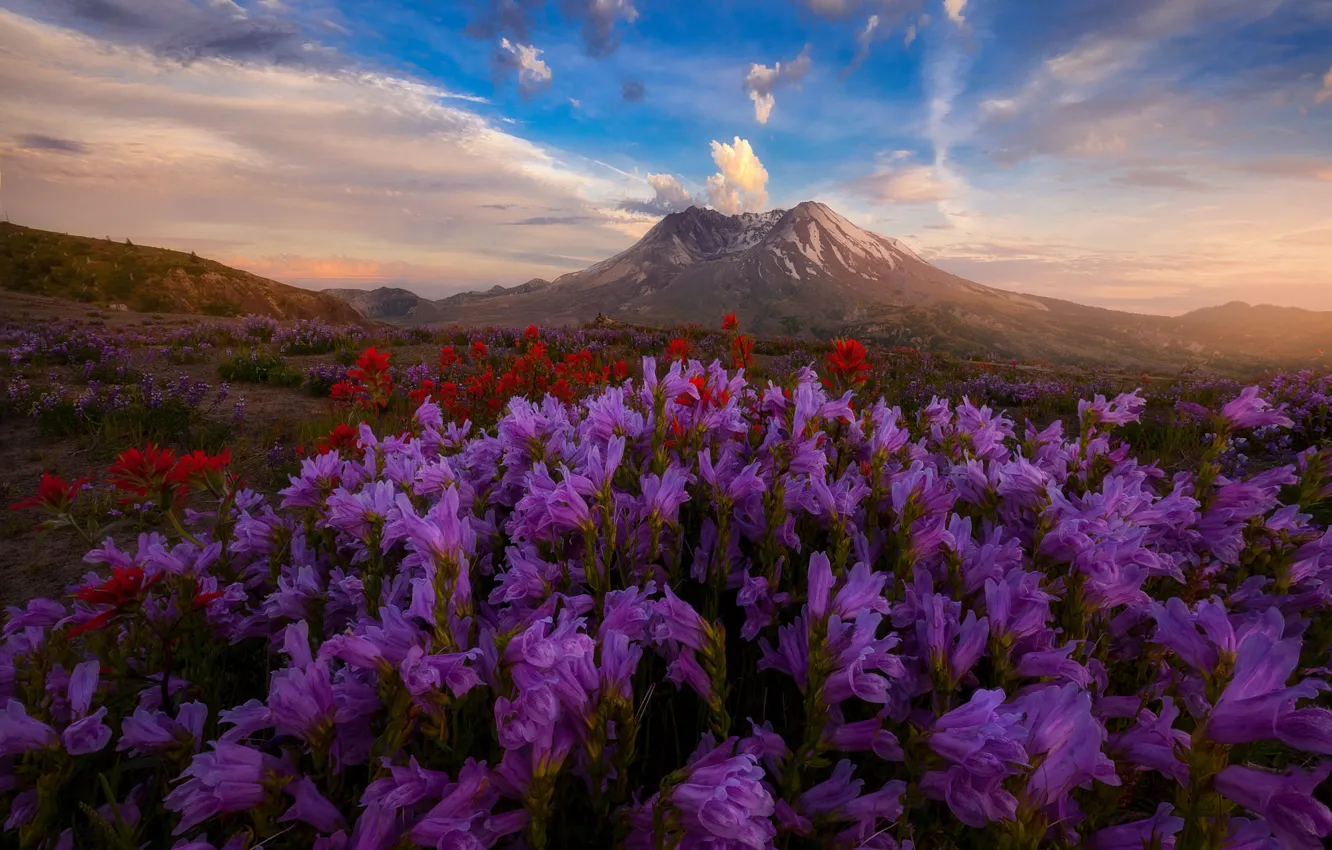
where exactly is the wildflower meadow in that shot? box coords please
[2,312,1332,849]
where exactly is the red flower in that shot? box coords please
[470,339,488,359]
[68,565,164,637]
[667,338,690,361]
[613,360,628,380]
[9,472,90,513]
[825,338,870,388]
[722,313,738,331]
[318,423,361,455]
[675,375,712,406]
[409,379,437,405]
[167,448,232,489]
[346,347,394,411]
[74,565,162,607]
[730,334,754,370]
[352,347,390,376]
[438,346,459,370]
[192,579,225,609]
[524,325,540,341]
[108,444,178,502]
[68,610,115,638]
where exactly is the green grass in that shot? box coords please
[217,350,303,387]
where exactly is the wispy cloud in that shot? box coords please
[16,133,88,154]
[0,9,643,295]
[1112,167,1215,192]
[743,45,812,124]
[494,38,554,98]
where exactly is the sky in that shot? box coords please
[1,0,1331,315]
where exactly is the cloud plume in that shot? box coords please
[706,137,769,214]
[618,173,695,215]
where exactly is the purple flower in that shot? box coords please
[1110,697,1190,785]
[164,742,287,834]
[409,759,525,848]
[0,699,56,757]
[1214,763,1332,850]
[1207,622,1322,747]
[268,662,336,744]
[61,704,111,754]
[1220,387,1294,431]
[1085,803,1183,849]
[119,701,207,756]
[917,592,989,688]
[665,737,777,850]
[399,645,482,701]
[924,689,1027,826]
[280,776,345,834]
[1013,684,1119,808]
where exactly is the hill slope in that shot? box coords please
[0,223,363,322]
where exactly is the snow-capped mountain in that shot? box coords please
[323,201,1332,371]
[434,200,1047,332]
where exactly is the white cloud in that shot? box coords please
[0,10,644,293]
[848,161,951,204]
[944,0,967,25]
[903,23,917,47]
[743,45,812,124]
[618,172,696,214]
[844,15,881,76]
[1318,66,1332,105]
[706,137,769,214]
[646,173,693,208]
[495,38,553,97]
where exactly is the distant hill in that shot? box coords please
[0,223,363,322]
[322,278,551,324]
[321,286,431,321]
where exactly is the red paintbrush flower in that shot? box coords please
[524,325,540,341]
[825,338,870,388]
[730,334,754,370]
[9,472,90,513]
[74,565,162,607]
[667,338,690,361]
[409,379,437,406]
[68,610,116,638]
[167,448,232,490]
[470,339,488,359]
[68,565,164,637]
[438,346,459,370]
[347,347,393,411]
[191,579,225,610]
[318,423,361,456]
[613,360,628,380]
[351,347,390,377]
[722,313,738,331]
[108,444,179,502]
[675,375,712,406]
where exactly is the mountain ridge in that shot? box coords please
[321,201,1332,373]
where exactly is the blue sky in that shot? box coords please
[1,0,1331,313]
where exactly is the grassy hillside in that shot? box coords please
[0,223,362,322]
